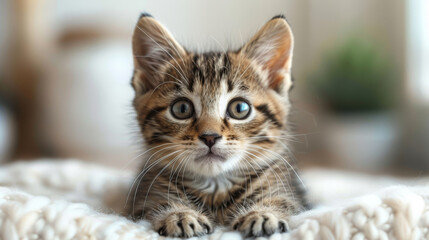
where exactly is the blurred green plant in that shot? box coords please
[309,36,398,113]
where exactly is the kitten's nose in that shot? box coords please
[199,133,222,148]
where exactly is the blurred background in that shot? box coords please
[0,0,428,175]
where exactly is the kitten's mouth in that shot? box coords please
[196,152,226,162]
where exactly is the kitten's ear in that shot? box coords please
[132,13,186,93]
[239,15,294,93]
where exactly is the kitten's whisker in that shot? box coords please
[277,130,321,137]
[125,144,178,208]
[130,148,182,214]
[152,70,183,82]
[231,144,293,200]
[248,136,304,144]
[128,144,178,194]
[160,30,189,79]
[166,159,178,204]
[167,152,186,205]
[239,154,265,200]
[180,153,193,201]
[148,81,178,98]
[245,147,295,202]
[134,55,188,86]
[121,143,174,171]
[141,150,188,213]
[167,153,188,204]
[174,152,192,205]
[250,145,307,190]
[243,155,271,200]
[209,35,228,58]
[241,159,255,207]
[241,153,277,200]
[178,153,195,207]
[291,107,319,128]
[235,61,253,83]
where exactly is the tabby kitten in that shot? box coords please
[129,13,307,238]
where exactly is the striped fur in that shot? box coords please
[128,14,307,238]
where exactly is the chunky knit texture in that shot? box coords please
[1,160,429,240]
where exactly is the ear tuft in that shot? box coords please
[139,12,153,19]
[239,16,294,94]
[271,14,287,20]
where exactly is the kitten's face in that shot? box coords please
[132,15,294,177]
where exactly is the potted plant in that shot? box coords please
[308,36,399,170]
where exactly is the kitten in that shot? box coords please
[128,13,307,238]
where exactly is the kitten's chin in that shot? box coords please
[189,154,240,177]
[195,153,227,163]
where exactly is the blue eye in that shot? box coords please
[236,102,249,113]
[171,99,194,119]
[228,98,251,119]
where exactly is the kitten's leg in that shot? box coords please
[230,198,296,237]
[150,202,214,238]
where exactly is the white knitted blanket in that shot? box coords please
[1,160,429,240]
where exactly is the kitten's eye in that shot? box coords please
[171,98,194,119]
[228,98,251,120]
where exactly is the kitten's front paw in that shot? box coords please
[154,209,213,238]
[232,211,288,237]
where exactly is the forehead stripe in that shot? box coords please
[227,79,234,92]
[222,53,230,76]
[190,55,201,91]
[222,53,234,92]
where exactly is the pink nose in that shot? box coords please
[198,133,221,148]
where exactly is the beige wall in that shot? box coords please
[51,0,407,95]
